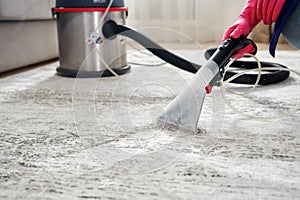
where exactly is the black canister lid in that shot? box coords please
[56,0,125,8]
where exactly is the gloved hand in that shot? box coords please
[222,0,286,58]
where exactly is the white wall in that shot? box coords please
[126,0,247,43]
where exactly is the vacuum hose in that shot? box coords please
[102,20,290,85]
[103,20,200,73]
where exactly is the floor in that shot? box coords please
[0,48,299,199]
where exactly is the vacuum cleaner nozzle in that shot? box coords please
[156,60,220,133]
[157,37,257,133]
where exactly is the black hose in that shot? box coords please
[103,20,200,73]
[103,20,290,85]
[205,47,290,85]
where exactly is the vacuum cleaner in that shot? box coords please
[52,0,130,77]
[53,0,290,133]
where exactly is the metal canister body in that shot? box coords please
[54,8,129,77]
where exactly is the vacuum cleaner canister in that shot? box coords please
[52,0,130,77]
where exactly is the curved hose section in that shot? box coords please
[103,20,290,85]
[103,20,201,73]
[205,47,290,85]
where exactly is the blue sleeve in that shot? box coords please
[269,0,300,57]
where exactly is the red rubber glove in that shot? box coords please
[222,0,286,58]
